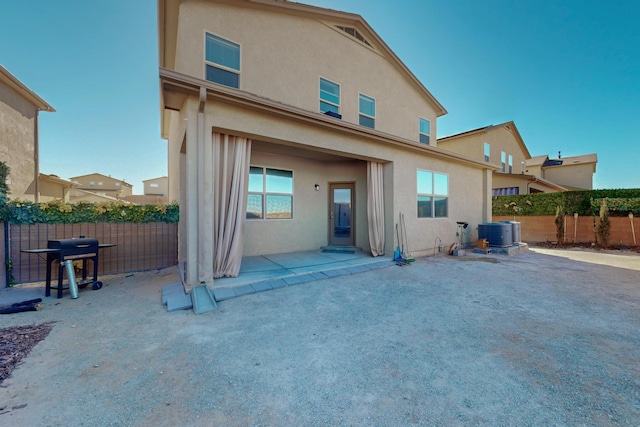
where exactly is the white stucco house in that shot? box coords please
[157,0,496,290]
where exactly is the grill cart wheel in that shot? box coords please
[92,281,103,290]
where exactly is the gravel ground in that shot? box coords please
[0,248,639,426]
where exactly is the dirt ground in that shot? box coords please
[0,246,639,426]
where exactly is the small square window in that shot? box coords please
[484,143,490,162]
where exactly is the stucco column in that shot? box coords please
[185,98,199,290]
[197,87,214,285]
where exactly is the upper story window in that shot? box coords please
[89,181,95,187]
[320,78,340,117]
[508,155,513,173]
[98,181,103,186]
[115,183,121,187]
[484,143,490,162]
[205,33,240,89]
[150,183,159,188]
[358,94,375,129]
[417,169,448,218]
[419,118,431,144]
[501,151,506,172]
[247,166,293,220]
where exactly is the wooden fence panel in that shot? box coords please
[7,222,178,284]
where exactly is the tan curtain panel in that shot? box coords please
[212,133,252,278]
[367,161,385,256]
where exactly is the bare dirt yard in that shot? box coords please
[0,246,639,426]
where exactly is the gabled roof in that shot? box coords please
[158,0,447,116]
[0,65,55,112]
[526,153,598,169]
[438,121,531,159]
[69,172,133,187]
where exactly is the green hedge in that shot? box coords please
[493,189,640,217]
[1,199,179,225]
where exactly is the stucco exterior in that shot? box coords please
[143,176,169,197]
[69,173,133,199]
[439,122,596,194]
[0,66,55,201]
[158,0,495,287]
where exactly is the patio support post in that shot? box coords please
[185,97,199,291]
[199,88,214,285]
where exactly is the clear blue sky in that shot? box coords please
[2,0,639,192]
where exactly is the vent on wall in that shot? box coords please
[335,25,373,47]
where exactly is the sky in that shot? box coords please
[2,0,639,193]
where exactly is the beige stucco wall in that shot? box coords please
[38,179,70,202]
[543,163,594,190]
[439,126,528,174]
[172,0,439,145]
[245,151,368,256]
[144,176,169,196]
[0,79,37,201]
[192,96,491,255]
[70,173,133,198]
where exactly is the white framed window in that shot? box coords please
[484,143,490,162]
[98,181,103,186]
[319,78,340,117]
[150,183,159,188]
[417,170,448,218]
[419,118,431,144]
[247,167,293,220]
[115,183,121,187]
[205,32,240,88]
[89,181,95,187]
[508,155,513,173]
[501,152,506,172]
[358,93,375,128]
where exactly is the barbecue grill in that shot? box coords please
[22,238,115,298]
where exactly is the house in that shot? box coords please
[158,0,495,289]
[143,176,168,197]
[438,121,596,195]
[38,173,74,202]
[526,153,597,191]
[69,173,133,200]
[0,65,55,201]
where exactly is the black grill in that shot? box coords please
[45,238,102,298]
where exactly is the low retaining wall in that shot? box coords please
[494,215,639,247]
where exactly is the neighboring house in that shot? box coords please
[143,176,168,197]
[526,153,597,191]
[68,188,125,204]
[438,121,596,195]
[38,173,74,202]
[158,0,495,288]
[69,173,133,199]
[0,65,55,201]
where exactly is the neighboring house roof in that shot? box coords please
[526,153,598,170]
[68,189,131,203]
[158,0,447,116]
[0,65,55,112]
[438,121,532,159]
[69,172,133,188]
[143,176,168,183]
[526,155,548,167]
[495,172,567,192]
[39,173,75,187]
